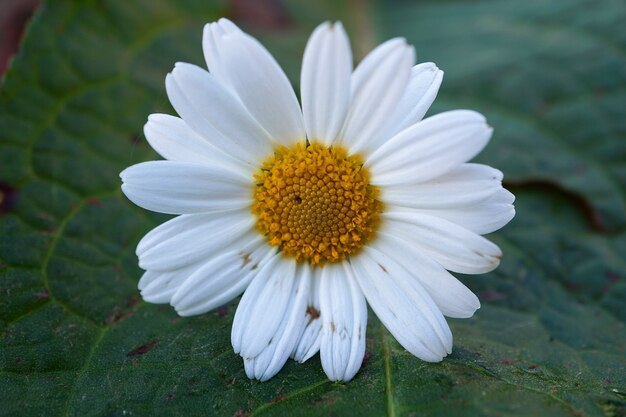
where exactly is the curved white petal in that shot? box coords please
[366,110,493,186]
[136,210,255,271]
[380,163,503,209]
[382,211,502,274]
[138,235,271,309]
[231,257,298,358]
[170,235,273,316]
[414,188,516,235]
[301,21,352,145]
[377,63,444,143]
[374,233,480,318]
[203,19,304,146]
[352,246,453,361]
[292,265,323,363]
[143,113,249,174]
[202,18,242,85]
[120,161,251,215]
[319,263,367,382]
[243,263,311,381]
[339,38,415,155]
[138,262,201,304]
[166,62,274,166]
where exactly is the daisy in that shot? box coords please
[120,19,515,382]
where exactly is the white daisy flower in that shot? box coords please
[121,18,515,382]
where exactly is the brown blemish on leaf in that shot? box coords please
[0,0,39,74]
[603,272,621,294]
[106,295,140,324]
[270,394,288,404]
[480,290,508,301]
[607,272,620,282]
[229,0,290,30]
[126,339,159,357]
[86,197,102,206]
[312,396,336,407]
[361,350,372,368]
[129,133,142,145]
[216,306,229,317]
[33,288,49,300]
[0,183,18,214]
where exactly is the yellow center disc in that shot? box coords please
[253,143,382,265]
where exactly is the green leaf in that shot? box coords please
[1,0,625,416]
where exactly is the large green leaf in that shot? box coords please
[1,0,625,416]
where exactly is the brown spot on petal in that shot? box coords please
[240,252,252,269]
[306,305,320,319]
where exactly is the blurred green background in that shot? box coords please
[0,0,625,416]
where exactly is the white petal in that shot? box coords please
[143,114,249,173]
[138,235,271,308]
[170,235,273,316]
[380,163,503,210]
[120,161,251,215]
[352,246,453,361]
[202,18,242,85]
[136,210,255,271]
[204,20,305,146]
[377,63,444,142]
[138,262,200,304]
[375,233,480,318]
[339,38,415,155]
[231,257,298,358]
[415,188,516,235]
[292,265,322,363]
[243,263,311,381]
[366,110,493,186]
[382,211,502,274]
[166,62,273,166]
[301,21,352,145]
[319,263,367,382]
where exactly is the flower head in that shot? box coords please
[121,19,515,382]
